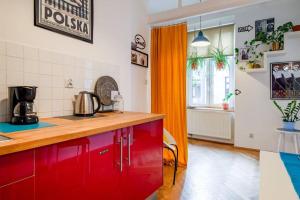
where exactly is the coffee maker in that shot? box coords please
[9,86,39,125]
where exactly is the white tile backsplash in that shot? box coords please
[7,57,23,72]
[24,46,39,60]
[7,71,23,86]
[6,42,23,58]
[0,41,120,121]
[24,59,39,74]
[0,55,6,70]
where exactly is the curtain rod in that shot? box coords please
[150,21,187,29]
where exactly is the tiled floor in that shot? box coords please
[158,139,260,200]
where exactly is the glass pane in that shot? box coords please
[211,56,234,105]
[191,60,209,105]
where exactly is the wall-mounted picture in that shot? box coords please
[239,47,250,61]
[255,18,275,39]
[131,49,148,68]
[34,0,94,43]
[271,61,300,99]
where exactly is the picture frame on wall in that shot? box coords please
[131,49,148,68]
[34,0,94,43]
[271,61,300,100]
[255,18,275,39]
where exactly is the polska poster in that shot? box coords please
[35,0,93,43]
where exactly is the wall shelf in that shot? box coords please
[245,68,267,73]
[285,31,300,39]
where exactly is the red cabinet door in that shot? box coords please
[122,120,163,200]
[0,177,34,200]
[87,131,122,200]
[0,150,34,187]
[35,137,89,200]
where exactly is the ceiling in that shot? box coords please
[144,0,206,14]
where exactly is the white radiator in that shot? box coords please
[187,109,234,140]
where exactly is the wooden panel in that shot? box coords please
[0,112,164,156]
[187,109,233,140]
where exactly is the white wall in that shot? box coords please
[233,0,300,152]
[0,0,149,116]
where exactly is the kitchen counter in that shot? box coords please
[0,112,164,156]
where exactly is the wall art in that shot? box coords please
[271,61,300,99]
[34,0,94,43]
[131,49,148,68]
[238,25,253,33]
[255,18,274,39]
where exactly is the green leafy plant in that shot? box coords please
[267,22,293,50]
[210,48,228,70]
[273,100,300,122]
[187,52,204,71]
[223,92,234,103]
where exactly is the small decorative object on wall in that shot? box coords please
[131,49,148,68]
[34,0,94,43]
[238,25,253,33]
[134,34,146,50]
[273,100,300,130]
[255,18,275,39]
[271,61,300,99]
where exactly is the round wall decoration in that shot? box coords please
[95,76,119,106]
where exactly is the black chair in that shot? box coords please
[163,129,178,185]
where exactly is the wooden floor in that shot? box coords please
[157,139,260,200]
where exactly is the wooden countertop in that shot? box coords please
[0,112,164,156]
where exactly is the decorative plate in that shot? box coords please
[95,76,119,106]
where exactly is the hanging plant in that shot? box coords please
[210,48,228,70]
[187,52,203,71]
[210,26,227,70]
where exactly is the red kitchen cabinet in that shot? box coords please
[87,130,122,200]
[0,177,34,200]
[35,137,89,200]
[122,120,163,200]
[0,150,34,187]
[0,120,163,200]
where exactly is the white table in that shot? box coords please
[276,128,300,153]
[260,151,298,200]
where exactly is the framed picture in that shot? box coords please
[255,18,275,39]
[34,0,94,43]
[271,61,300,99]
[131,49,148,68]
[238,47,250,61]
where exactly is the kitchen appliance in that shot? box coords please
[9,86,39,125]
[74,91,101,116]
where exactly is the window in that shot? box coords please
[187,25,235,108]
[188,56,235,107]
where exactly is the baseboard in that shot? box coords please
[188,134,234,144]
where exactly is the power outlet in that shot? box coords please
[249,133,254,139]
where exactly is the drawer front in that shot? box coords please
[0,177,34,200]
[0,150,34,187]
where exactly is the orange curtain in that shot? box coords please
[151,23,188,166]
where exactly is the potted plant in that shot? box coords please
[222,93,234,110]
[273,100,300,130]
[267,22,293,51]
[210,48,228,70]
[187,52,203,71]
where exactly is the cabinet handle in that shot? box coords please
[120,136,123,172]
[99,149,109,156]
[128,130,131,166]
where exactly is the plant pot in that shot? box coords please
[222,102,229,110]
[247,63,255,69]
[191,63,198,70]
[216,62,224,70]
[293,25,300,32]
[272,42,281,51]
[283,121,295,130]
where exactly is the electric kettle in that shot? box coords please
[74,91,100,116]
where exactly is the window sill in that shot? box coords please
[187,106,235,113]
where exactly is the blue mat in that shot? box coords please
[280,152,300,198]
[0,122,56,133]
